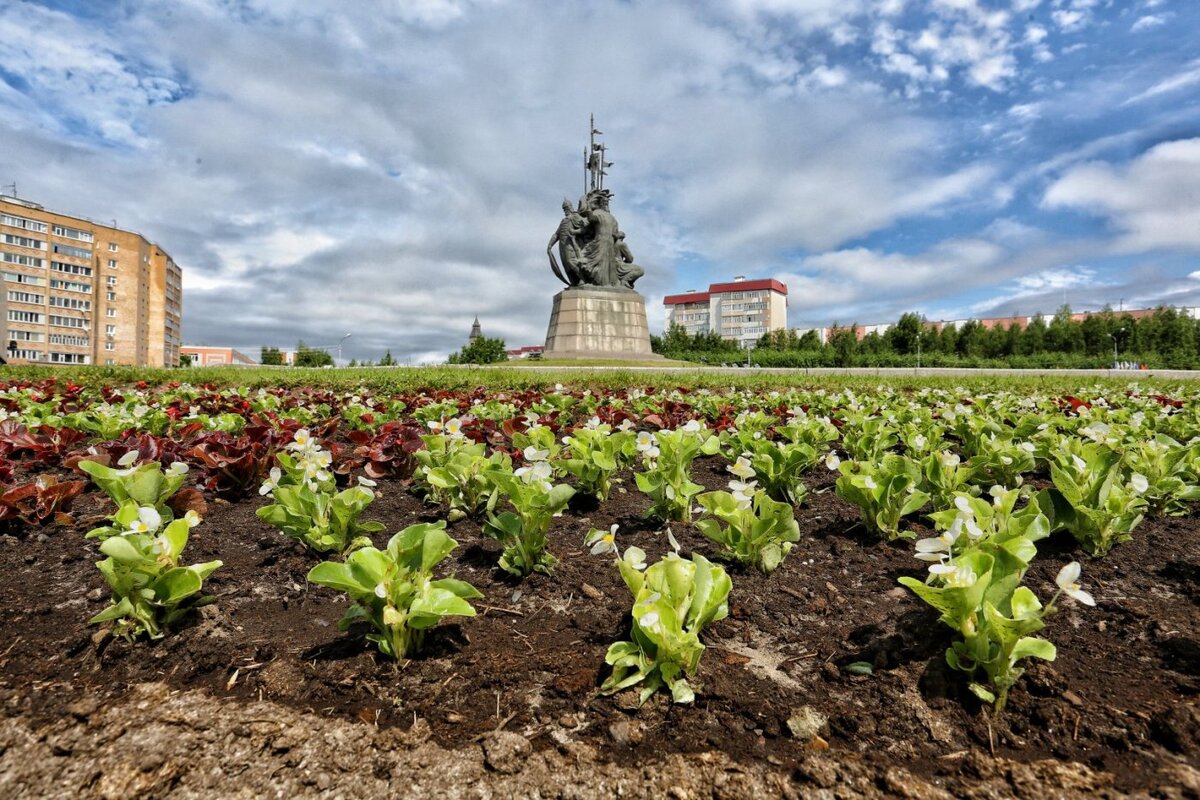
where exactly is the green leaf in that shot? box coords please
[151,568,202,604]
[308,561,368,594]
[1010,636,1056,663]
[99,536,145,563]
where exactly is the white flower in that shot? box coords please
[913,434,927,451]
[1130,473,1149,495]
[167,461,189,476]
[682,419,702,434]
[861,475,877,490]
[1071,454,1087,474]
[292,428,312,449]
[117,450,139,467]
[444,417,464,438]
[259,466,282,496]
[825,451,841,471]
[584,416,602,430]
[729,479,757,507]
[666,527,681,554]
[183,510,202,528]
[915,528,960,562]
[1018,441,1036,453]
[523,445,549,462]
[934,563,978,588]
[357,476,378,488]
[618,419,635,432]
[127,506,163,534]
[635,431,657,452]
[1054,562,1095,606]
[514,460,553,485]
[590,524,619,555]
[638,609,661,631]
[374,582,388,599]
[954,496,973,514]
[727,456,755,480]
[427,419,444,433]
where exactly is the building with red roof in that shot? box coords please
[664,276,788,348]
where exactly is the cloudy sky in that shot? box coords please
[2,0,1199,362]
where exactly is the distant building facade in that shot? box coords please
[663,276,788,348]
[1,194,182,366]
[181,346,257,366]
[506,345,544,359]
[792,307,1200,343]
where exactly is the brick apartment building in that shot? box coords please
[1,194,182,366]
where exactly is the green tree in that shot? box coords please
[379,350,397,366]
[828,325,857,367]
[294,340,334,367]
[797,330,822,350]
[885,312,923,355]
[260,346,283,366]
[449,336,507,364]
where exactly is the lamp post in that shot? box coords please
[337,333,352,366]
[1109,327,1125,367]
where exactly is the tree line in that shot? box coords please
[653,306,1200,369]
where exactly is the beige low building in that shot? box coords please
[181,346,257,366]
[1,194,182,367]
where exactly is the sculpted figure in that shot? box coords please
[547,199,589,286]
[614,231,644,290]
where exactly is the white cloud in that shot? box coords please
[1131,14,1167,32]
[1123,59,1200,105]
[1043,138,1200,252]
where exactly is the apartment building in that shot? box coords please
[1,194,182,367]
[663,276,788,348]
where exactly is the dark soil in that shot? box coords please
[1,457,1198,798]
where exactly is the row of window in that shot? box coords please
[49,315,88,329]
[50,278,91,293]
[8,330,43,342]
[1,250,43,267]
[52,224,93,242]
[52,242,90,259]
[2,233,45,250]
[1,213,48,234]
[50,296,90,311]
[4,271,42,286]
[8,290,43,304]
[49,333,89,347]
[51,261,92,276]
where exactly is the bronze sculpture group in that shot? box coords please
[546,117,644,291]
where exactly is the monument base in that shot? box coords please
[543,287,664,361]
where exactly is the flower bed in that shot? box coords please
[0,377,1196,797]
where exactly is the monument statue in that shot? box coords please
[546,117,644,291]
[541,116,660,361]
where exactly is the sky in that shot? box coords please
[1,0,1198,363]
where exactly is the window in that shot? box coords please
[106,291,116,301]
[49,333,88,347]
[8,310,43,323]
[105,358,114,365]
[8,329,43,342]
[106,276,117,286]
[107,259,117,268]
[1,251,43,267]
[51,243,90,259]
[52,313,83,330]
[108,242,119,252]
[106,324,116,335]
[51,261,92,276]
[3,271,43,286]
[49,315,88,329]
[2,233,45,250]
[7,290,43,304]
[52,225,93,242]
[1,213,48,233]
[11,349,40,360]
[49,279,91,293]
[105,342,115,351]
[48,352,88,364]
[49,296,90,311]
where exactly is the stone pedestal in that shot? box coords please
[543,287,663,360]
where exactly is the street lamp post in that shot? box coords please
[337,333,352,366]
[1109,327,1125,367]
